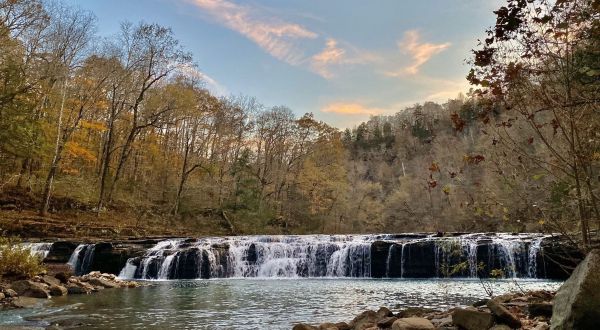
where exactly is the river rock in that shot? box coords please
[349,310,379,330]
[0,292,4,300]
[86,277,118,289]
[293,324,317,330]
[41,275,61,287]
[377,316,398,327]
[452,308,494,330]
[486,299,522,328]
[66,283,90,295]
[49,284,67,296]
[391,317,434,330]
[10,280,50,299]
[4,288,18,298]
[333,322,350,330]
[551,249,600,329]
[377,307,394,318]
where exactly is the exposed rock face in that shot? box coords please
[452,308,494,330]
[9,280,50,299]
[391,317,435,330]
[44,241,78,263]
[551,249,600,330]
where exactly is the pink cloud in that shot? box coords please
[387,30,450,76]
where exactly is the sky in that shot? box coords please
[66,0,502,128]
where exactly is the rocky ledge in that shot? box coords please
[0,271,141,310]
[294,249,600,330]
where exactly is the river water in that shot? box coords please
[0,278,561,330]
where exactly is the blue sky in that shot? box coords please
[67,0,502,128]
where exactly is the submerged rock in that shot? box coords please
[551,249,600,330]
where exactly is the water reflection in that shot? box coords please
[2,279,561,330]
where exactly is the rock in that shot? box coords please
[293,324,317,330]
[10,280,50,299]
[472,299,489,307]
[0,292,4,300]
[86,277,118,289]
[66,283,90,295]
[533,322,549,330]
[391,317,434,330]
[4,288,18,298]
[333,322,350,330]
[377,316,398,327]
[489,325,511,330]
[551,249,600,330]
[41,275,61,287]
[486,299,522,328]
[377,306,394,318]
[11,296,44,308]
[397,307,437,318]
[452,308,494,330]
[48,284,67,296]
[430,315,452,328]
[318,323,338,330]
[54,272,72,284]
[528,302,553,317]
[349,310,379,330]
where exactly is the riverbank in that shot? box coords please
[0,271,141,312]
[293,289,554,330]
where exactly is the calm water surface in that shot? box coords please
[0,279,561,330]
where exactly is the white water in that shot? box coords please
[121,233,551,280]
[21,242,52,259]
[68,244,96,275]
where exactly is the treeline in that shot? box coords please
[0,0,598,245]
[0,0,345,233]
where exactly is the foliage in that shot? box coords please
[0,237,45,278]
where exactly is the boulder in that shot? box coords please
[0,292,5,300]
[54,272,72,284]
[377,316,398,328]
[349,310,379,330]
[333,322,350,330]
[293,324,317,330]
[49,284,67,296]
[86,277,118,289]
[452,309,494,330]
[528,302,553,317]
[41,275,61,287]
[66,283,90,295]
[4,288,18,298]
[391,317,434,330]
[397,307,437,318]
[318,323,338,330]
[10,280,50,299]
[486,299,522,328]
[551,249,600,329]
[377,306,394,318]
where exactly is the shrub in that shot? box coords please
[0,237,45,278]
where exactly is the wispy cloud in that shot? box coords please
[187,0,317,65]
[386,30,450,76]
[322,102,385,116]
[310,38,379,79]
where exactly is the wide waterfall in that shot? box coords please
[117,233,550,280]
[22,242,53,259]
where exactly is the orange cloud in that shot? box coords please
[310,39,379,79]
[189,0,317,65]
[322,102,385,116]
[387,30,450,76]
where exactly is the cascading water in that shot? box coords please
[22,242,52,259]
[119,233,552,280]
[68,244,96,276]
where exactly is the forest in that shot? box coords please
[0,0,598,251]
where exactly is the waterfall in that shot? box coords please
[121,233,550,280]
[68,244,96,276]
[527,237,544,278]
[22,242,52,259]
